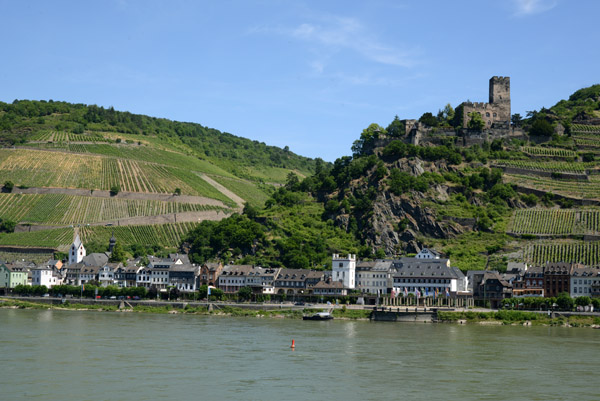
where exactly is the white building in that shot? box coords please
[98,263,121,287]
[31,267,58,288]
[571,268,600,298]
[392,257,468,296]
[332,254,356,289]
[218,265,253,293]
[356,260,395,295]
[68,234,86,265]
[415,248,441,260]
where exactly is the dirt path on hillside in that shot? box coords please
[14,210,232,233]
[197,174,245,210]
[12,187,227,207]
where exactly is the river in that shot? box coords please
[0,309,598,401]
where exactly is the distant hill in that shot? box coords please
[0,100,317,181]
[0,99,318,257]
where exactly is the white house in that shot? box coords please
[98,263,122,287]
[415,248,441,260]
[218,265,253,293]
[392,257,468,296]
[332,254,356,289]
[31,266,58,288]
[571,268,600,298]
[68,234,86,265]
[136,267,152,288]
[356,260,395,295]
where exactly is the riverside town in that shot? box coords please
[2,233,599,322]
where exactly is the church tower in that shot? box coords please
[69,233,86,265]
[109,232,116,253]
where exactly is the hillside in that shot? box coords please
[3,84,600,270]
[0,100,317,256]
[182,83,600,271]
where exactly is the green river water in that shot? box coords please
[0,309,597,401]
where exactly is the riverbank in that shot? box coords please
[437,310,600,328]
[0,298,372,320]
[3,297,600,327]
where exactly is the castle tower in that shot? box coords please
[69,233,86,265]
[490,76,511,126]
[332,253,356,289]
[489,76,510,104]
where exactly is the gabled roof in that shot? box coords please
[170,264,199,273]
[82,253,109,267]
[276,268,311,282]
[313,280,344,289]
[393,258,464,279]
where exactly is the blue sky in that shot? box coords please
[1,0,598,161]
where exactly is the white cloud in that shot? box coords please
[289,16,414,67]
[251,15,417,70]
[513,0,558,16]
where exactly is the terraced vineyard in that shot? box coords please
[523,241,600,266]
[0,149,233,204]
[0,193,224,225]
[0,222,198,250]
[509,209,600,235]
[521,146,577,158]
[509,209,576,235]
[0,227,75,248]
[29,130,109,142]
[504,174,600,200]
[572,124,600,133]
[0,251,55,264]
[574,137,600,148]
[80,222,198,249]
[496,160,586,173]
[21,142,235,176]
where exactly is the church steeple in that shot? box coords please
[109,232,116,253]
[69,231,86,265]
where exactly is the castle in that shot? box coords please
[459,76,511,129]
[401,76,524,147]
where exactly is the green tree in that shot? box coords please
[386,115,405,137]
[575,296,591,307]
[555,292,574,311]
[467,112,486,131]
[174,187,181,196]
[242,202,258,220]
[109,242,127,263]
[110,185,120,196]
[238,286,253,302]
[3,180,14,193]
[351,123,386,156]
[511,113,523,127]
[529,119,554,136]
[0,218,16,233]
[419,112,438,127]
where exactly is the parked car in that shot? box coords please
[109,296,117,300]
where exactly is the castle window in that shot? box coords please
[493,113,497,117]
[486,112,490,117]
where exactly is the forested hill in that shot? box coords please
[0,100,317,178]
[184,83,600,272]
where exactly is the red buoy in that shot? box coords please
[290,339,295,349]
